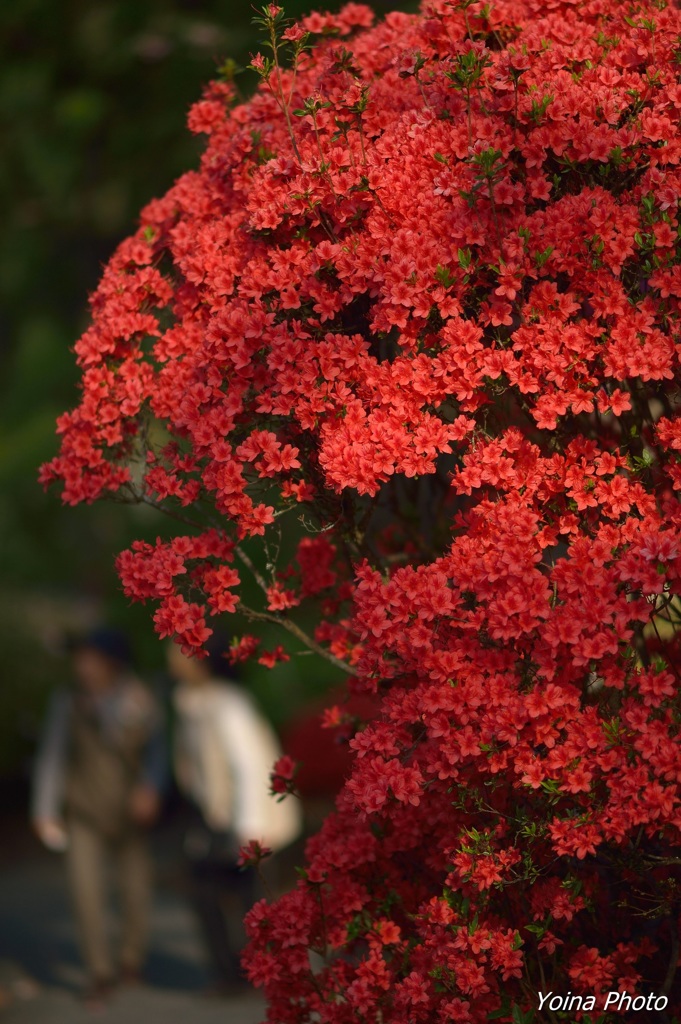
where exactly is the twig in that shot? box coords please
[239,601,359,676]
[662,915,679,997]
[234,543,269,594]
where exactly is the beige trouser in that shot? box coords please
[66,819,152,982]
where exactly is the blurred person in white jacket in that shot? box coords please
[167,637,300,994]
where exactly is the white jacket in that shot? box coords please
[173,680,301,852]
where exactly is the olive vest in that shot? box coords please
[64,680,156,838]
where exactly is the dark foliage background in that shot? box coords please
[0,0,415,773]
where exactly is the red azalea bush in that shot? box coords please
[43,0,681,1017]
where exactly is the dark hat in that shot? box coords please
[69,626,134,667]
[204,630,239,681]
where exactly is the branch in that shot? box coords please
[134,493,362,677]
[662,914,679,997]
[650,614,681,683]
[234,543,269,594]
[138,494,207,532]
[239,601,360,677]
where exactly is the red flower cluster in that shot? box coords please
[44,0,681,1017]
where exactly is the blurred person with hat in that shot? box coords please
[32,626,166,1006]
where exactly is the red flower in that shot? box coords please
[270,755,300,797]
[237,839,273,868]
[43,0,681,1018]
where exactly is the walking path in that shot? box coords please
[0,846,266,1024]
[0,982,265,1024]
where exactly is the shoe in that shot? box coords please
[202,979,253,999]
[82,977,115,1011]
[119,966,144,987]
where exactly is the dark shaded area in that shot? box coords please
[0,793,207,993]
[0,1,414,1007]
[0,0,413,776]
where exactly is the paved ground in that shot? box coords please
[0,982,265,1024]
[0,839,266,1024]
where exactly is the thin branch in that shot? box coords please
[536,952,561,1024]
[650,614,681,683]
[138,495,358,673]
[268,24,303,165]
[234,543,269,594]
[662,915,679,997]
[140,494,208,532]
[239,601,359,676]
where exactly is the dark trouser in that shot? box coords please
[187,855,257,986]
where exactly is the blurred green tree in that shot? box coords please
[0,0,410,767]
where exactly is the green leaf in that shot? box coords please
[436,263,455,287]
[534,245,553,267]
[524,923,546,935]
[457,247,472,269]
[488,996,512,1019]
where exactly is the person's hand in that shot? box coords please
[33,818,68,852]
[129,784,160,827]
